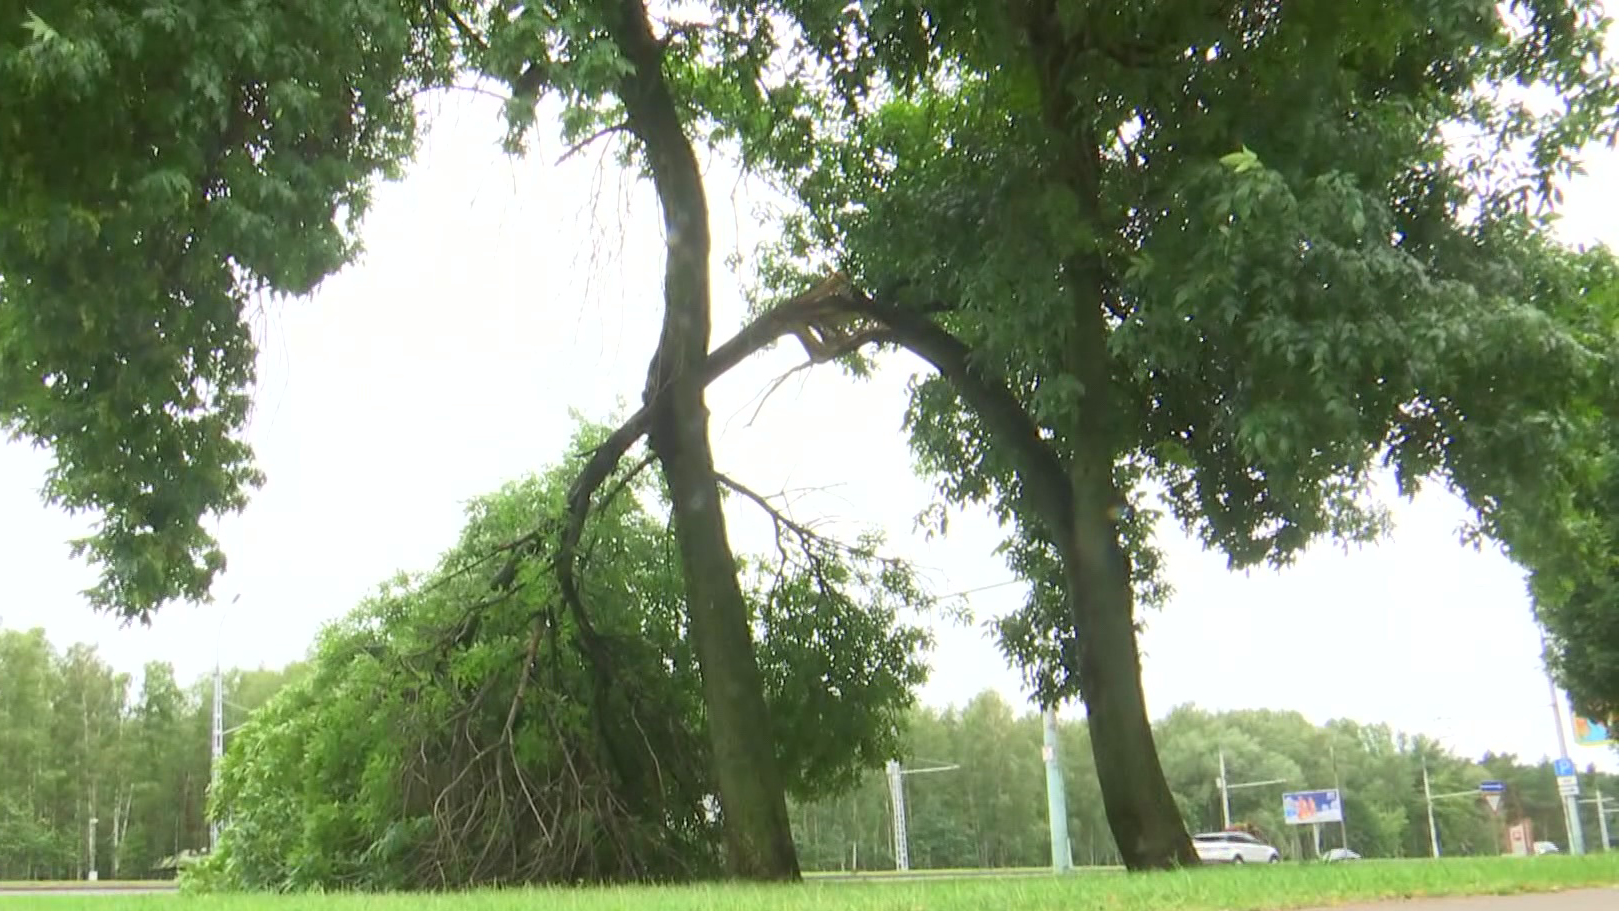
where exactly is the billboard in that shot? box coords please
[1572,714,1612,747]
[1282,789,1344,826]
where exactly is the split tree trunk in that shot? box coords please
[604,0,800,881]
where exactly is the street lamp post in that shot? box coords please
[209,593,242,853]
[1216,748,1289,830]
[1420,750,1485,858]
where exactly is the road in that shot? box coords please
[0,884,177,897]
[1,883,1614,909]
[1299,891,1619,911]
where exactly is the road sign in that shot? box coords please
[1282,789,1343,825]
[1481,781,1505,813]
[1553,757,1581,797]
[1508,822,1531,856]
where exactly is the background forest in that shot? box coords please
[2,624,1611,881]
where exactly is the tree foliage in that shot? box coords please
[0,0,451,617]
[760,0,1618,714]
[0,626,299,881]
[194,421,932,891]
[742,0,1619,868]
[8,0,1619,879]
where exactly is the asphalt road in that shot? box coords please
[1298,890,1619,911]
[2,884,1615,908]
[0,884,177,897]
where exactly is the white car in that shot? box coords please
[1193,830,1282,864]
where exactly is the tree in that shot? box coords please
[2,2,887,879]
[195,421,931,891]
[123,662,190,872]
[0,629,61,878]
[785,692,1618,871]
[745,0,1619,869]
[12,0,1618,878]
[1513,419,1619,730]
[0,1,452,617]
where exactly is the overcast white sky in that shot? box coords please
[2,87,1615,778]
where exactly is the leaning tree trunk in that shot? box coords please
[852,292,1195,869]
[1063,450,1199,870]
[604,0,800,881]
[1059,235,1198,870]
[1011,0,1199,870]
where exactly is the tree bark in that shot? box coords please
[542,255,1189,871]
[854,291,1195,869]
[602,0,799,881]
[1000,0,1199,871]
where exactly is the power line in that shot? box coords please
[932,578,1025,601]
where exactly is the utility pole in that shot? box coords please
[885,760,907,872]
[1578,785,1611,852]
[1420,750,1481,858]
[1594,789,1610,852]
[1330,744,1349,850]
[86,815,98,882]
[1219,749,1232,829]
[1216,748,1288,831]
[1422,755,1441,859]
[209,592,240,854]
[884,757,961,872]
[1541,634,1586,855]
[1042,707,1073,873]
[210,662,224,852]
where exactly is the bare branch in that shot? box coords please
[557,123,631,166]
[739,358,815,429]
[715,472,831,550]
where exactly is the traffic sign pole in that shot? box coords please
[1543,635,1587,855]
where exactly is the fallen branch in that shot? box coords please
[536,272,1079,639]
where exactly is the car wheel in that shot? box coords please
[1268,854,1281,863]
[1232,855,1244,865]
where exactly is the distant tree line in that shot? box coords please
[0,626,302,880]
[790,691,1619,871]
[5,615,1613,884]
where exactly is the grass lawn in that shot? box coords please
[4,856,1617,910]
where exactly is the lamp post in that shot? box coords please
[1216,748,1289,829]
[209,593,241,853]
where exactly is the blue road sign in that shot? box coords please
[1480,780,1505,793]
[1553,758,1577,778]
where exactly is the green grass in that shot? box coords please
[5,856,1618,910]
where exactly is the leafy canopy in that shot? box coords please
[0,0,449,617]
[198,420,932,890]
[753,0,1619,702]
